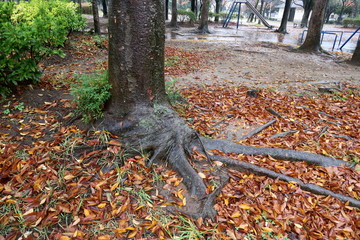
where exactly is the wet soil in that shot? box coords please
[166,38,359,95]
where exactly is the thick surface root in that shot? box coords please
[211,155,360,208]
[202,137,355,169]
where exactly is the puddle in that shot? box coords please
[166,25,358,53]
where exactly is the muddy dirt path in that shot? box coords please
[166,39,359,94]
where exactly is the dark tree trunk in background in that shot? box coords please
[248,0,260,22]
[337,0,346,23]
[214,0,222,23]
[92,0,101,34]
[258,0,265,24]
[351,38,360,64]
[191,0,198,16]
[165,0,169,20]
[276,0,291,33]
[299,0,328,51]
[300,0,313,27]
[352,0,359,17]
[77,0,82,11]
[101,0,107,18]
[105,0,207,197]
[198,0,210,33]
[169,0,178,27]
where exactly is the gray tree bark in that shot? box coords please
[299,0,328,51]
[92,0,101,34]
[300,0,313,27]
[169,0,178,27]
[276,0,292,33]
[351,38,360,64]
[197,0,210,33]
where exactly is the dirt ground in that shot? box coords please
[165,37,359,94]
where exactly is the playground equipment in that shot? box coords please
[339,27,360,50]
[300,27,360,51]
[223,1,273,29]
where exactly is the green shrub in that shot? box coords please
[0,0,85,96]
[343,18,360,28]
[209,11,229,20]
[70,71,111,123]
[177,9,197,24]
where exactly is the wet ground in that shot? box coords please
[166,22,359,53]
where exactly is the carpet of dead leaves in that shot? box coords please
[0,33,359,240]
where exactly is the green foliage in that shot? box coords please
[209,11,228,20]
[177,9,197,23]
[343,17,360,27]
[0,0,85,96]
[165,78,181,104]
[70,71,111,123]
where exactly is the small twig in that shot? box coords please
[265,107,284,118]
[300,106,342,121]
[318,126,329,138]
[271,130,298,138]
[239,119,277,140]
[332,134,359,141]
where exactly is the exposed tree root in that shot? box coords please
[239,119,277,140]
[102,106,207,198]
[201,137,355,169]
[210,155,360,208]
[100,104,358,221]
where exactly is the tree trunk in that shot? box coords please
[258,0,265,24]
[92,0,101,34]
[351,38,360,65]
[276,0,291,33]
[165,0,169,20]
[198,0,210,33]
[191,0,198,16]
[78,0,82,12]
[169,0,178,27]
[352,0,359,17]
[300,0,313,28]
[106,0,207,197]
[337,0,346,23]
[214,0,222,23]
[299,0,328,52]
[248,0,260,22]
[101,0,107,18]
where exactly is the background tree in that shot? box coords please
[101,0,107,18]
[275,0,291,33]
[248,0,260,22]
[299,0,329,51]
[198,0,210,33]
[191,0,198,16]
[351,38,360,64]
[165,0,169,20]
[300,0,314,27]
[169,0,178,27]
[258,0,265,24]
[214,0,223,23]
[325,0,339,23]
[352,0,359,17]
[337,0,349,23]
[91,0,100,34]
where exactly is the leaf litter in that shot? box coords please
[0,33,359,239]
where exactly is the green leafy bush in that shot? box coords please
[343,18,360,28]
[0,0,85,96]
[177,9,197,24]
[209,11,229,20]
[70,72,111,123]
